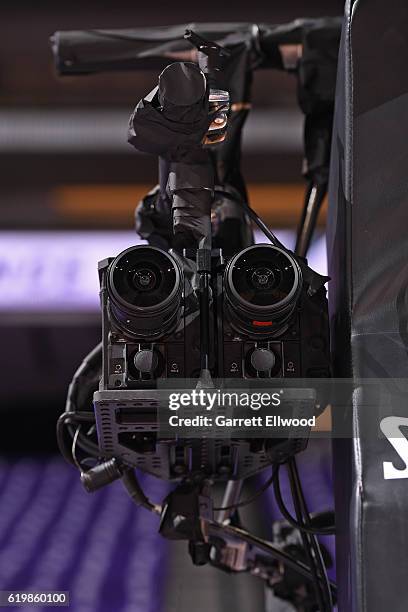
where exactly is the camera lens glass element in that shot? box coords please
[111,248,177,309]
[231,248,297,307]
[108,246,182,338]
[225,245,302,336]
[250,267,275,291]
[132,268,157,292]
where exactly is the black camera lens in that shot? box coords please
[107,246,182,338]
[111,249,177,310]
[225,244,302,337]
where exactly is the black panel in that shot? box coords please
[327,1,408,609]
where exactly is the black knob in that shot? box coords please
[134,349,159,374]
[250,348,276,373]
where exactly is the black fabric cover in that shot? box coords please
[128,62,210,161]
[327,1,408,610]
[50,20,342,77]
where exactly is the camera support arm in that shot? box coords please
[121,467,337,598]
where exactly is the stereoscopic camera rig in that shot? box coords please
[54,20,341,611]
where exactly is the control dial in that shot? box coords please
[133,349,159,374]
[250,348,276,374]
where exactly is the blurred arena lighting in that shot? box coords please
[0,109,302,154]
[51,184,326,229]
[0,230,327,312]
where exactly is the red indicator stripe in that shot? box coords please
[252,320,273,327]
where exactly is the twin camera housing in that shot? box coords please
[94,244,330,481]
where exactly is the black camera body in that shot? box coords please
[94,243,330,481]
[220,246,330,382]
[98,246,202,388]
[91,50,331,484]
